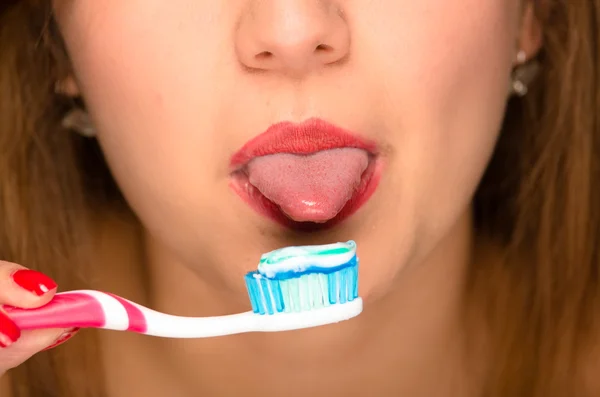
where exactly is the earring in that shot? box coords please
[55,79,97,138]
[510,50,540,97]
[61,107,97,138]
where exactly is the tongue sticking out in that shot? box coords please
[246,148,369,223]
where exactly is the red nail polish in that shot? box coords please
[43,328,79,351]
[0,311,21,348]
[11,269,57,296]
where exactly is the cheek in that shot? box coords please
[346,1,518,272]
[416,6,515,232]
[365,1,516,221]
[54,2,259,277]
[56,2,235,226]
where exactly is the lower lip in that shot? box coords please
[229,156,382,231]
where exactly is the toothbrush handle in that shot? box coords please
[4,290,363,338]
[4,289,259,337]
[5,290,145,333]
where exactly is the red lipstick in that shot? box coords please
[230,118,378,169]
[229,118,382,230]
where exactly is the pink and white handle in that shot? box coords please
[5,290,363,338]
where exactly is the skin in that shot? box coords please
[1,1,543,396]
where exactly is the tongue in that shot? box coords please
[247,148,369,223]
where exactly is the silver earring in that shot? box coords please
[61,108,97,138]
[510,50,540,97]
[55,78,97,138]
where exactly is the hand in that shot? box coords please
[0,261,78,377]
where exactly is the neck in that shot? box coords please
[133,210,480,396]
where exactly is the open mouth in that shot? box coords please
[230,154,381,231]
[228,118,382,231]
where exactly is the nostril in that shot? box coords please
[315,44,333,53]
[256,51,273,60]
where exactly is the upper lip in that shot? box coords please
[229,117,378,169]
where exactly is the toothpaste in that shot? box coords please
[257,240,357,279]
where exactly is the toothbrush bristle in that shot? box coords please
[244,261,359,315]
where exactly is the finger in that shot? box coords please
[0,327,71,372]
[0,261,57,309]
[41,327,80,351]
[0,310,20,348]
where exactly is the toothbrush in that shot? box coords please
[5,241,363,338]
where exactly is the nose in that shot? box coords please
[235,1,350,77]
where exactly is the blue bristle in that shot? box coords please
[244,259,359,315]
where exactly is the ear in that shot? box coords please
[517,1,544,62]
[55,75,81,97]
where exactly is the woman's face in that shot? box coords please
[53,1,540,302]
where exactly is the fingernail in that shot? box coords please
[42,327,79,351]
[11,269,57,296]
[0,311,21,348]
